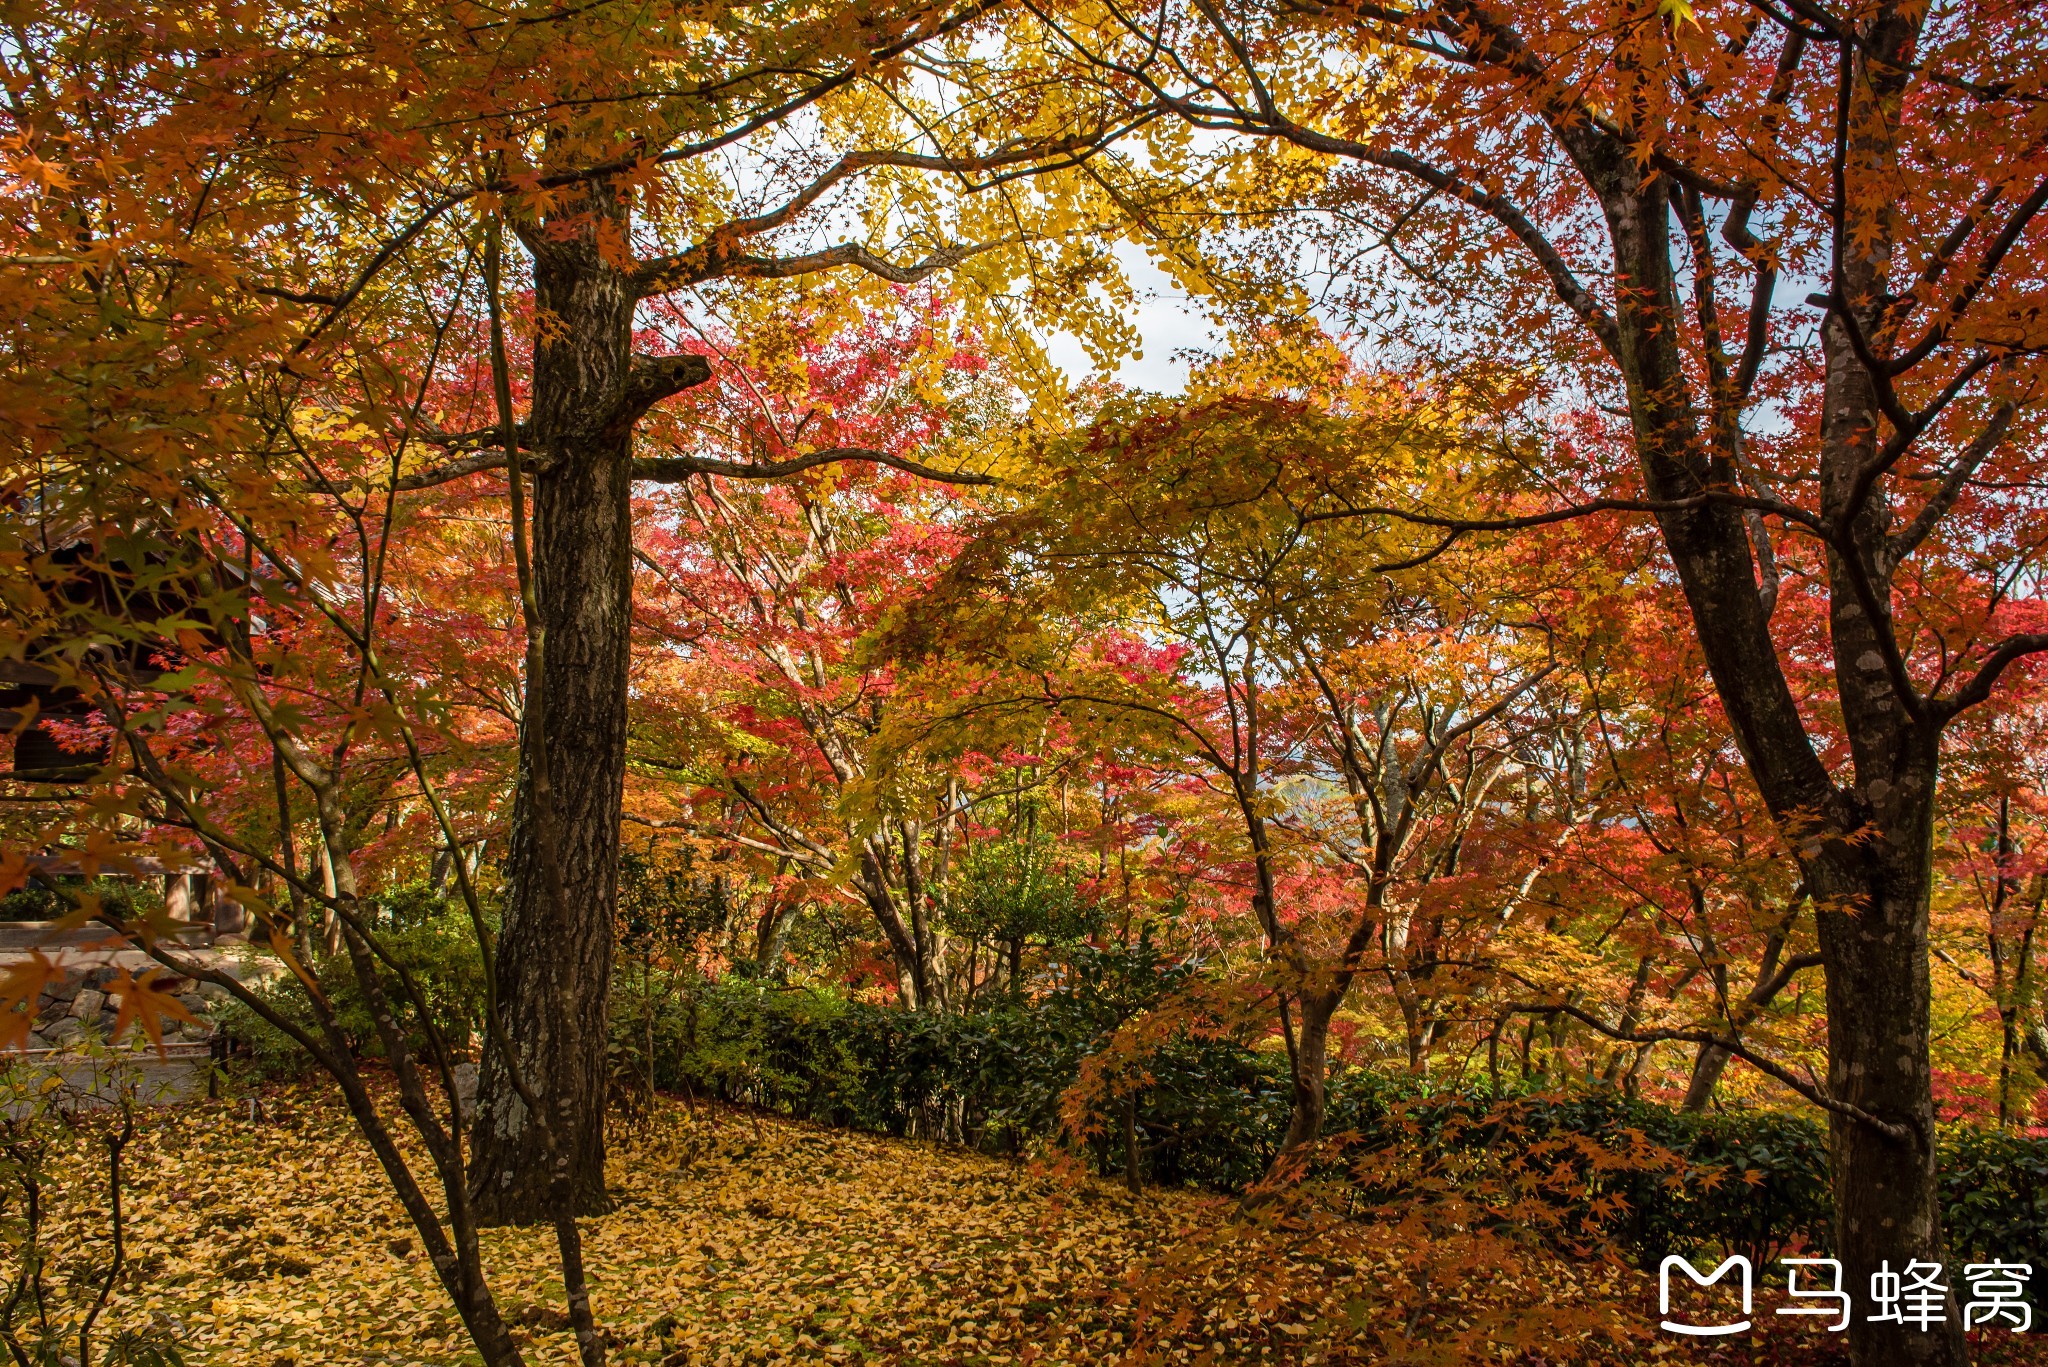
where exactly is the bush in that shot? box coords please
[615,938,1290,1187]
[217,883,488,1081]
[0,875,160,923]
[620,964,2048,1290]
[1941,1123,2048,1320]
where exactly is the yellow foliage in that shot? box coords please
[18,1085,1674,1365]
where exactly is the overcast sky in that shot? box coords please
[1041,245,1219,396]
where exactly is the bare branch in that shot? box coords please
[1939,632,2048,717]
[1504,997,1911,1142]
[636,234,1019,299]
[1886,402,2014,568]
[390,446,538,492]
[376,440,999,493]
[634,446,998,486]
[608,352,714,434]
[1300,489,1824,536]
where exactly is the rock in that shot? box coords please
[44,1017,82,1044]
[68,989,105,1019]
[43,977,80,1004]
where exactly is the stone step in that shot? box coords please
[0,919,213,951]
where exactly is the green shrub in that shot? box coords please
[217,883,488,1081]
[0,875,160,923]
[1940,1123,2048,1319]
[618,962,2048,1288]
[613,937,1286,1186]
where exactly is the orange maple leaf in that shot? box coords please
[106,966,200,1057]
[0,952,64,1053]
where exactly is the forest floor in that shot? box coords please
[16,1082,2046,1366]
[76,1085,1241,1365]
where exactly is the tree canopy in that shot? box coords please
[3,0,2045,1363]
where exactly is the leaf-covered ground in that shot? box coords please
[74,1086,1237,1365]
[17,1085,2045,1365]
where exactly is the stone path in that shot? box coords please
[2,919,283,1112]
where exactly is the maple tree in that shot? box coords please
[625,291,1006,1010]
[1,0,1181,1223]
[0,361,593,1362]
[402,19,1152,1223]
[4,0,2046,1358]
[1025,0,2048,1359]
[1936,689,2048,1127]
[889,352,1587,1158]
[622,291,1189,1014]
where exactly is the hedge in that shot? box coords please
[614,950,2045,1302]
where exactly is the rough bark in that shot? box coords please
[1279,992,1337,1154]
[1594,137,1965,1367]
[1808,6,1965,1353]
[469,180,637,1225]
[1812,754,1961,1367]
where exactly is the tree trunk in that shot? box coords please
[1814,749,1966,1367]
[1584,116,1966,1354]
[1680,942,1813,1112]
[753,896,800,971]
[902,819,946,1010]
[1807,7,1967,1333]
[1680,1042,1734,1112]
[1122,1094,1143,1195]
[858,835,930,1009]
[469,180,636,1225]
[1278,992,1337,1155]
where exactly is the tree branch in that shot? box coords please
[607,352,714,435]
[635,235,1020,299]
[1504,997,1911,1142]
[389,446,538,492]
[1301,489,1824,536]
[634,447,998,485]
[1885,402,2014,569]
[1939,633,2048,717]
